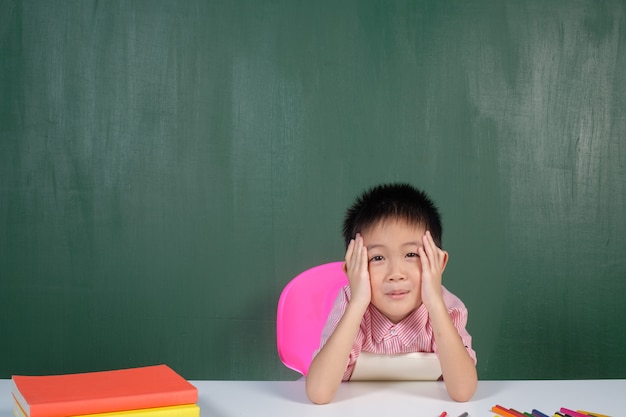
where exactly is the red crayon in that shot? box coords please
[509,408,528,417]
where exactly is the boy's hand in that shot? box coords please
[418,230,448,310]
[344,233,371,307]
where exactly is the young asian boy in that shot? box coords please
[305,183,477,404]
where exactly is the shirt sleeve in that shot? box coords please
[315,286,347,352]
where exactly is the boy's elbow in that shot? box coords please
[449,389,475,403]
[448,378,477,402]
[306,383,335,404]
[305,377,336,405]
[307,391,333,405]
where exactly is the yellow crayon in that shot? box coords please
[577,411,611,417]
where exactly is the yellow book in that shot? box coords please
[14,402,200,417]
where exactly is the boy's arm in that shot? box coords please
[419,231,478,402]
[305,235,371,405]
[428,302,477,401]
[305,298,367,404]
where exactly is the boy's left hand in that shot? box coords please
[418,230,448,310]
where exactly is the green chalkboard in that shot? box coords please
[1,0,625,381]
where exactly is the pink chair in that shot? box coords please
[276,261,348,376]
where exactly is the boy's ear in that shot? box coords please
[342,262,348,274]
[441,250,449,273]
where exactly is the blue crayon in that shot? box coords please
[532,410,550,417]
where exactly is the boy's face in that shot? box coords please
[361,219,427,323]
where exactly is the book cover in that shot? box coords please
[13,402,200,417]
[11,364,198,417]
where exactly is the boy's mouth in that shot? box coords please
[386,289,409,299]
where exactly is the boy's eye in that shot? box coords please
[406,252,419,258]
[369,255,384,262]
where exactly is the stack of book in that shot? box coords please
[11,365,199,417]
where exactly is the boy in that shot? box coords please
[305,183,477,404]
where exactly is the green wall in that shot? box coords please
[1,0,625,380]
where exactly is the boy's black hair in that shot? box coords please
[342,183,443,248]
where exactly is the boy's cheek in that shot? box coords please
[368,273,382,289]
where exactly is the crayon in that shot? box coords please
[532,410,550,417]
[458,413,468,417]
[577,412,610,417]
[560,408,592,417]
[509,409,527,417]
[439,413,447,417]
[492,405,521,417]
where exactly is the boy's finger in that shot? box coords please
[360,245,368,267]
[344,238,355,262]
[426,231,441,263]
[419,245,430,271]
[421,233,434,260]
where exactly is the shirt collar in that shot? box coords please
[370,304,430,346]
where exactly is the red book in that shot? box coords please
[11,364,198,417]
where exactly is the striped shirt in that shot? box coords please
[317,285,477,381]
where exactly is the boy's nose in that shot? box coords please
[386,261,407,281]
[387,273,407,281]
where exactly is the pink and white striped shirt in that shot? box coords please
[317,285,477,381]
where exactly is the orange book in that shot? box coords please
[11,364,198,417]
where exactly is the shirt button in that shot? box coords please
[390,328,396,335]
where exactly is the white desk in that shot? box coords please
[2,379,623,417]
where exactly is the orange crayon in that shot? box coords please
[492,405,521,417]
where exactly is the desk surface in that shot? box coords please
[2,379,624,417]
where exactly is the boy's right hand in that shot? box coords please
[344,233,371,307]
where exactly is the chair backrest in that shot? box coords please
[276,261,348,376]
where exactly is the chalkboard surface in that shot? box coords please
[2,0,625,380]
